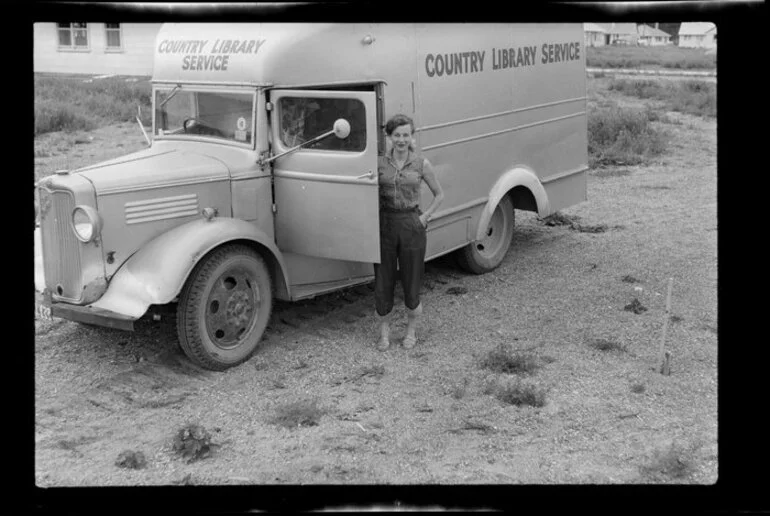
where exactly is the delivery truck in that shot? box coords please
[35,23,588,370]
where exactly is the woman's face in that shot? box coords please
[389,123,413,152]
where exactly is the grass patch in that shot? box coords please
[640,440,702,481]
[630,382,646,394]
[589,106,670,168]
[479,343,540,375]
[622,275,641,283]
[589,338,627,353]
[607,78,716,118]
[270,399,326,429]
[34,74,152,135]
[488,378,547,408]
[587,45,716,70]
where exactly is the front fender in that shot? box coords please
[475,166,550,242]
[90,217,290,319]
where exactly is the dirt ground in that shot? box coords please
[34,76,717,487]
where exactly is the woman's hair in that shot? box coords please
[384,114,415,136]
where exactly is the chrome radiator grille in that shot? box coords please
[39,188,83,302]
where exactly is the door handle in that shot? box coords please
[356,170,375,180]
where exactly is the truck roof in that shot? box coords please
[153,23,394,87]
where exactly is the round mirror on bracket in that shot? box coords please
[333,118,351,139]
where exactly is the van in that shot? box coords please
[35,23,588,370]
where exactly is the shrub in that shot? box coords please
[172,424,216,463]
[492,379,547,407]
[640,440,702,480]
[270,399,326,429]
[479,343,540,375]
[589,107,669,167]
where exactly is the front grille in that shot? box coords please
[39,188,83,302]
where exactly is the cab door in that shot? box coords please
[269,89,380,263]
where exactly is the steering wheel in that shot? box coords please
[183,118,223,137]
[183,117,204,133]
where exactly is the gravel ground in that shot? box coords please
[34,76,717,491]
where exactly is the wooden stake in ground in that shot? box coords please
[658,278,673,375]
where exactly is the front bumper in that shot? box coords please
[51,302,136,331]
[36,290,135,331]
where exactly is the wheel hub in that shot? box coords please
[205,270,261,349]
[477,205,506,258]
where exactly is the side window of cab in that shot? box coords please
[278,97,366,152]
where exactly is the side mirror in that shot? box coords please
[333,118,351,139]
[260,118,353,167]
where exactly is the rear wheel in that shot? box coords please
[176,244,272,371]
[456,195,515,274]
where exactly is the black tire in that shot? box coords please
[456,195,515,275]
[176,244,272,371]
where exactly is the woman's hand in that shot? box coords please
[419,213,429,228]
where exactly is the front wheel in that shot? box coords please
[176,244,272,371]
[456,195,515,274]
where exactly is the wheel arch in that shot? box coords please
[89,217,290,320]
[474,165,549,242]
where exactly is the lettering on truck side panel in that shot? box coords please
[158,38,267,72]
[424,40,581,78]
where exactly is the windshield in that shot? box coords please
[154,86,255,145]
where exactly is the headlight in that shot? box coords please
[71,206,102,243]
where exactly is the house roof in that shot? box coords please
[678,22,716,35]
[583,22,607,33]
[637,24,671,38]
[596,23,638,35]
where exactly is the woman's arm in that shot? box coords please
[419,158,444,227]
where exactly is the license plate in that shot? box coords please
[37,303,53,321]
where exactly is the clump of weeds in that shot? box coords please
[449,378,470,400]
[541,212,579,227]
[589,338,627,353]
[670,315,684,324]
[115,449,147,470]
[487,378,547,408]
[588,106,669,168]
[270,399,326,429]
[540,212,610,233]
[271,373,288,390]
[172,423,219,463]
[630,382,646,394]
[622,275,641,283]
[624,298,648,314]
[479,343,540,375]
[640,439,703,481]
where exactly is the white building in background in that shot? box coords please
[677,22,717,49]
[583,23,607,47]
[34,22,162,76]
[637,24,672,46]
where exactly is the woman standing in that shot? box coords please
[375,114,444,351]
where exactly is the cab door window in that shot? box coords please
[278,97,366,152]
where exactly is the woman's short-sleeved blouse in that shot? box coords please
[378,151,425,211]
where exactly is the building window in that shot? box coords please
[57,22,89,50]
[105,23,122,51]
